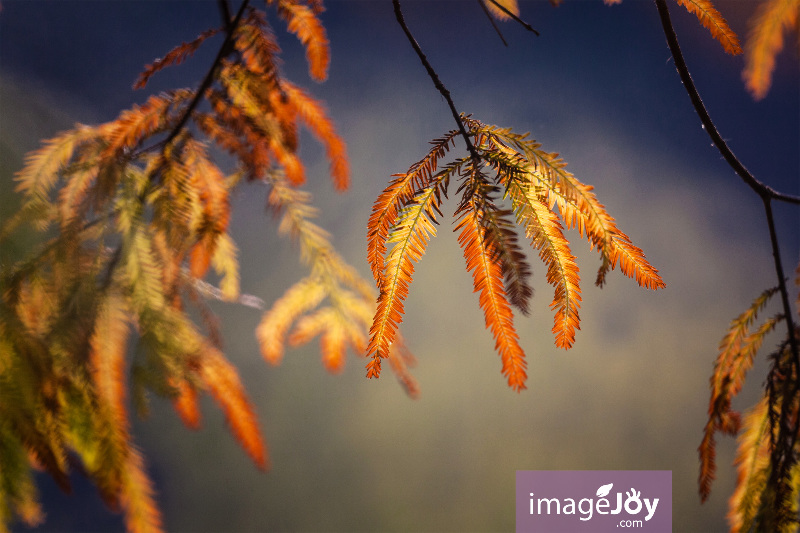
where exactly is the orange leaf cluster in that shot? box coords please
[455,181,528,390]
[367,116,663,390]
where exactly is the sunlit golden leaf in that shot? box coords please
[89,291,132,426]
[511,185,582,349]
[257,278,328,365]
[119,446,163,533]
[727,396,771,533]
[367,182,443,379]
[210,232,240,301]
[14,126,98,202]
[367,131,459,285]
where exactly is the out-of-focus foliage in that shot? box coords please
[699,267,800,532]
[0,1,391,530]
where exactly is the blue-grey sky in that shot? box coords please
[1,1,798,531]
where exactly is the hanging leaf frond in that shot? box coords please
[281,82,349,191]
[367,131,459,284]
[507,180,582,349]
[118,447,163,533]
[728,396,772,533]
[272,0,331,81]
[699,287,781,501]
[13,126,99,204]
[455,169,528,390]
[197,348,268,470]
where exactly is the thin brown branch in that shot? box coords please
[218,0,234,32]
[764,197,800,370]
[392,0,481,162]
[654,0,800,206]
[654,0,798,362]
[654,0,799,360]
[478,0,509,47]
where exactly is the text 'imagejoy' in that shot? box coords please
[516,471,671,532]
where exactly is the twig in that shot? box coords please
[478,0,509,47]
[763,197,800,369]
[486,0,539,36]
[392,0,481,162]
[162,0,250,149]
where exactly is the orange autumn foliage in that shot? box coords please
[366,117,664,390]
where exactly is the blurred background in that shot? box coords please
[1,1,798,531]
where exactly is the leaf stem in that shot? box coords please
[392,0,481,162]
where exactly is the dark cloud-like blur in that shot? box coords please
[1,1,798,531]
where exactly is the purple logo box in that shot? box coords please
[516,470,672,532]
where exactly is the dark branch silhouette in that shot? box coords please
[655,0,800,525]
[654,0,798,364]
[392,0,480,162]
[654,0,800,206]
